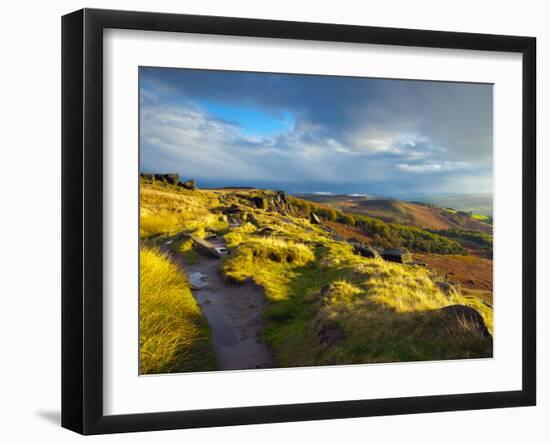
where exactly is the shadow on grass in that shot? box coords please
[262,249,493,369]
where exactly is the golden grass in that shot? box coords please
[139,246,215,373]
[139,181,493,369]
[223,227,493,366]
[139,181,228,238]
[223,237,315,301]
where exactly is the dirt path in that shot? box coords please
[169,237,273,371]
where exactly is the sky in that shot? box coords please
[139,67,493,198]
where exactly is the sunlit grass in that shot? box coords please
[222,228,493,366]
[139,247,215,374]
[139,180,493,370]
[139,180,228,238]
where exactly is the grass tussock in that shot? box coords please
[140,247,215,374]
[171,237,198,265]
[223,237,315,301]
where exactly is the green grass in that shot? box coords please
[221,223,492,367]
[139,246,216,374]
[139,180,493,371]
[471,213,493,224]
[289,195,465,254]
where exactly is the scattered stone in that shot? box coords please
[178,179,196,190]
[439,304,491,337]
[381,248,412,264]
[256,227,275,236]
[310,212,322,224]
[352,243,380,259]
[175,232,222,258]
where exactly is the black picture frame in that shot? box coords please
[61,8,537,435]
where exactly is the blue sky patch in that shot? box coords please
[198,100,294,137]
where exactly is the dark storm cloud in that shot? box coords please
[139,67,493,196]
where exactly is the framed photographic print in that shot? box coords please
[61,8,536,435]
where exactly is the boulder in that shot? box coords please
[140,173,155,180]
[381,248,412,264]
[174,233,221,258]
[178,179,196,190]
[310,212,322,224]
[439,304,491,337]
[352,243,380,259]
[256,227,275,236]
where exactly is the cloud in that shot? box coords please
[139,67,493,196]
[397,160,469,174]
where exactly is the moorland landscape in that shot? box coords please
[138,66,494,374]
[139,173,493,374]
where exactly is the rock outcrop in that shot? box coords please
[251,196,268,210]
[157,173,179,185]
[272,191,292,214]
[248,191,291,214]
[140,173,179,185]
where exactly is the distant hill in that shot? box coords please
[297,194,492,234]
[410,193,493,217]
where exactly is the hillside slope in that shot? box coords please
[300,194,492,234]
[139,178,493,372]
